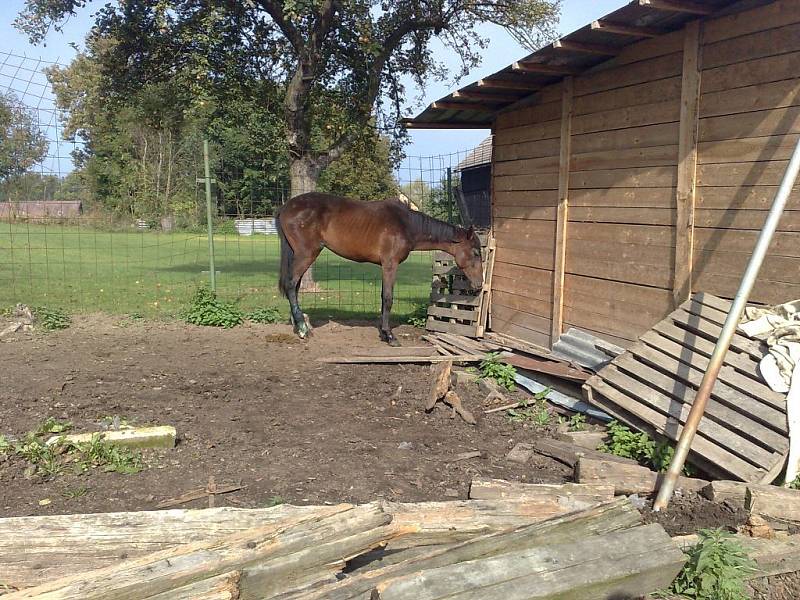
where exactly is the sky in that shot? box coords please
[0,0,625,163]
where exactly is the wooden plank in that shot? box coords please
[468,478,613,504]
[571,146,679,172]
[494,190,559,207]
[701,78,800,119]
[698,161,800,187]
[698,135,800,167]
[574,52,683,97]
[567,206,675,226]
[494,120,563,145]
[573,77,683,116]
[569,166,677,189]
[747,485,800,522]
[575,456,708,495]
[562,306,644,344]
[676,305,764,358]
[566,186,676,207]
[493,155,559,176]
[614,350,788,451]
[493,137,561,162]
[494,172,560,192]
[585,377,767,481]
[571,100,680,135]
[693,271,800,306]
[425,319,480,337]
[571,122,679,154]
[700,106,800,143]
[694,209,800,232]
[495,100,563,129]
[702,52,800,94]
[430,293,482,307]
[476,237,496,336]
[319,353,483,364]
[694,227,800,257]
[551,76,573,346]
[703,0,800,45]
[702,21,800,71]
[673,20,702,307]
[569,221,675,246]
[427,306,479,321]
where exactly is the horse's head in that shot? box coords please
[451,226,484,290]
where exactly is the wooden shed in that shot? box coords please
[406,0,799,350]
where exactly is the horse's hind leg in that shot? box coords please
[287,248,320,338]
[379,263,400,346]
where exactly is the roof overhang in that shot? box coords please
[404,0,762,129]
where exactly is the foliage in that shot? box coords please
[668,529,757,600]
[65,434,143,474]
[18,0,560,195]
[183,287,244,328]
[599,420,694,475]
[34,307,71,331]
[479,352,517,391]
[506,388,551,426]
[0,435,9,454]
[317,132,398,201]
[405,303,428,328]
[62,486,89,499]
[0,91,48,181]
[246,307,284,324]
[559,413,587,432]
[14,433,64,477]
[790,474,800,489]
[35,417,72,436]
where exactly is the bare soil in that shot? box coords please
[0,314,751,540]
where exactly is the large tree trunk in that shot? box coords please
[289,154,324,292]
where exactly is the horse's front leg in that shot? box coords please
[379,263,399,346]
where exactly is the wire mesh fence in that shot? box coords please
[0,50,491,321]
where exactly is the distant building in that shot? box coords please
[0,201,82,220]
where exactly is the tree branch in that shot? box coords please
[256,0,303,52]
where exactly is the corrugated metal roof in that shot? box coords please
[405,0,768,128]
[550,328,625,372]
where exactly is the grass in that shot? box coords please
[0,223,433,319]
[599,420,695,475]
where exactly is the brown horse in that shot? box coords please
[276,192,484,345]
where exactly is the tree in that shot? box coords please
[0,92,48,182]
[16,0,560,197]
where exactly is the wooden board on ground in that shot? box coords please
[583,292,787,483]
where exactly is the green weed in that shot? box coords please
[0,435,9,454]
[479,352,517,391]
[35,417,72,436]
[790,474,800,489]
[264,495,285,508]
[246,307,284,324]
[599,420,694,475]
[405,303,429,328]
[560,413,587,432]
[62,486,89,499]
[34,306,71,330]
[67,434,143,474]
[506,389,551,426]
[182,287,244,328]
[668,528,757,600]
[13,433,63,477]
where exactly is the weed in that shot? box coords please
[246,307,283,324]
[182,287,243,328]
[264,495,285,508]
[562,413,587,431]
[35,417,72,436]
[0,435,9,454]
[34,306,71,330]
[479,352,517,391]
[67,434,143,474]
[506,389,551,426]
[790,474,800,489]
[405,303,428,328]
[13,434,63,477]
[62,486,89,499]
[599,420,694,475]
[667,528,756,600]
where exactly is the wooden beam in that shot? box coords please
[512,61,580,76]
[591,20,665,38]
[553,39,621,56]
[431,101,498,113]
[672,20,702,307]
[401,119,491,130]
[452,90,523,103]
[639,0,714,15]
[478,78,542,91]
[550,77,573,346]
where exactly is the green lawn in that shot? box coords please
[0,223,433,319]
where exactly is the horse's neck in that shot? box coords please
[410,215,457,253]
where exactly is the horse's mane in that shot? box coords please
[404,206,461,243]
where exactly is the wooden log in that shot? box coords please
[283,499,643,600]
[469,478,614,505]
[557,430,608,450]
[146,571,241,600]
[373,523,685,600]
[576,457,709,496]
[504,442,534,464]
[428,360,452,410]
[533,437,637,468]
[746,485,800,523]
[2,504,397,600]
[0,505,319,590]
[46,426,177,449]
[700,480,750,509]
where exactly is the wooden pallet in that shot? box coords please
[583,292,788,483]
[426,234,495,338]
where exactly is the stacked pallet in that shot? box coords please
[427,235,495,337]
[583,292,787,482]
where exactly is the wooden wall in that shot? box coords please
[490,0,800,350]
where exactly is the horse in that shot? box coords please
[276,192,484,346]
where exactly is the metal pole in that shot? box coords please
[203,139,217,293]
[653,137,800,511]
[446,166,453,224]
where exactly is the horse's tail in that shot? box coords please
[276,210,293,298]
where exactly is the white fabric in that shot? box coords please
[741,300,800,484]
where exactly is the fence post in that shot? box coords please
[201,140,217,293]
[446,166,453,224]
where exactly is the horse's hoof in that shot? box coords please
[295,321,310,339]
[302,313,312,331]
[386,338,401,347]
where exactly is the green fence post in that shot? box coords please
[202,140,217,293]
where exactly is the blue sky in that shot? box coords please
[1,0,625,162]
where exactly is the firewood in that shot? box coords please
[2,504,397,600]
[576,457,708,496]
[556,430,607,450]
[700,480,749,509]
[469,478,614,505]
[533,437,636,468]
[428,360,452,410]
[746,484,800,523]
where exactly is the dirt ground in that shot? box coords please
[0,314,748,537]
